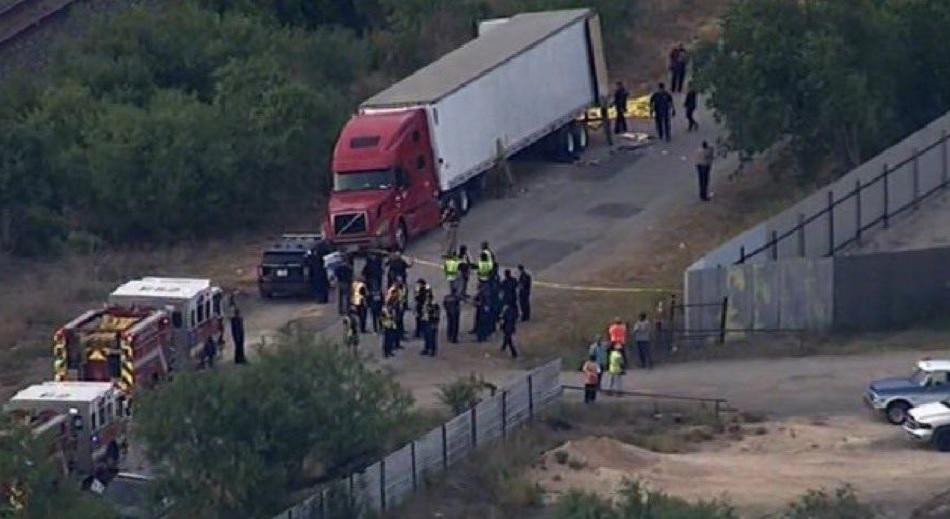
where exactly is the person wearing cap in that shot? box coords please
[386,251,413,288]
[413,278,431,339]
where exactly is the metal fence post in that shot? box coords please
[882,163,890,228]
[797,213,805,257]
[738,245,746,264]
[770,230,778,261]
[913,148,920,210]
[501,390,508,438]
[410,441,418,491]
[826,190,835,255]
[527,375,535,420]
[379,459,386,511]
[943,130,948,188]
[718,296,728,344]
[470,405,478,448]
[854,179,862,243]
[441,424,448,470]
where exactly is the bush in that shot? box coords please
[553,480,737,519]
[780,485,876,519]
[438,372,491,415]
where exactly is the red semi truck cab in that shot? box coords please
[326,109,442,252]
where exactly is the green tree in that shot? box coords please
[0,413,117,518]
[695,0,906,173]
[134,333,412,518]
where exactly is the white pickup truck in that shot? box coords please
[903,400,950,451]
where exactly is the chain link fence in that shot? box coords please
[272,359,562,519]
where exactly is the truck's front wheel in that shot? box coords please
[886,401,911,424]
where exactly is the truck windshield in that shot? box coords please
[333,169,394,192]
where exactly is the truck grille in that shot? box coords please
[333,213,367,236]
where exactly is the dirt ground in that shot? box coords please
[531,415,948,518]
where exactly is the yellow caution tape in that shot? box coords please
[407,255,676,294]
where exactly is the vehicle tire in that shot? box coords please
[560,126,577,162]
[394,220,408,251]
[934,427,950,452]
[886,400,911,425]
[573,122,589,151]
[259,287,272,299]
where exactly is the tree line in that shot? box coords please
[0,0,635,256]
[695,0,950,175]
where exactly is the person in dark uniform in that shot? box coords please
[457,244,472,300]
[311,251,329,303]
[230,308,246,364]
[684,87,698,132]
[368,289,383,333]
[517,264,532,322]
[386,251,412,288]
[413,278,431,339]
[500,269,519,320]
[473,289,492,342]
[422,300,441,356]
[381,306,396,358]
[649,83,674,142]
[335,254,353,315]
[499,304,518,358]
[443,289,461,343]
[669,44,688,93]
[613,81,629,134]
[202,335,218,369]
[362,252,384,295]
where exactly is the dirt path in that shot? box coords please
[533,415,944,518]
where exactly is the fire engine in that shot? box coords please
[5,382,127,476]
[52,277,224,394]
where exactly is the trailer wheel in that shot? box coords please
[457,189,471,214]
[558,126,577,162]
[573,122,589,151]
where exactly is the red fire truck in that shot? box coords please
[5,381,127,476]
[52,277,224,393]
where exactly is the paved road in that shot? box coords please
[606,348,950,418]
[242,102,732,349]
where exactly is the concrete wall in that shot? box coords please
[685,247,950,335]
[834,247,950,331]
[687,110,950,271]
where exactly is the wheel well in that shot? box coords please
[886,399,910,409]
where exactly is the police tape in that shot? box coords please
[407,255,677,294]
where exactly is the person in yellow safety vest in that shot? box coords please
[443,253,461,294]
[476,250,494,293]
[380,306,396,357]
[351,278,368,333]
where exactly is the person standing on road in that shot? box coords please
[343,306,360,354]
[386,251,412,288]
[368,288,383,334]
[603,345,625,396]
[230,308,246,364]
[633,312,653,369]
[499,304,519,358]
[476,250,494,293]
[517,264,532,322]
[581,354,601,403]
[457,245,473,299]
[500,269,519,319]
[443,252,461,295]
[202,335,218,369]
[649,83,674,142]
[380,306,396,358]
[613,81,629,134]
[413,278,431,339]
[695,140,715,201]
[422,299,441,356]
[441,200,461,255]
[311,252,329,304]
[473,288,492,342]
[443,289,461,343]
[607,316,628,365]
[481,241,498,279]
[588,335,608,387]
[335,254,354,316]
[669,43,688,93]
[362,252,384,295]
[684,87,698,132]
[351,277,368,333]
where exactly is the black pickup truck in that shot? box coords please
[257,234,334,300]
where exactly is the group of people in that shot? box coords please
[613,43,716,202]
[580,313,655,403]
[336,241,533,360]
